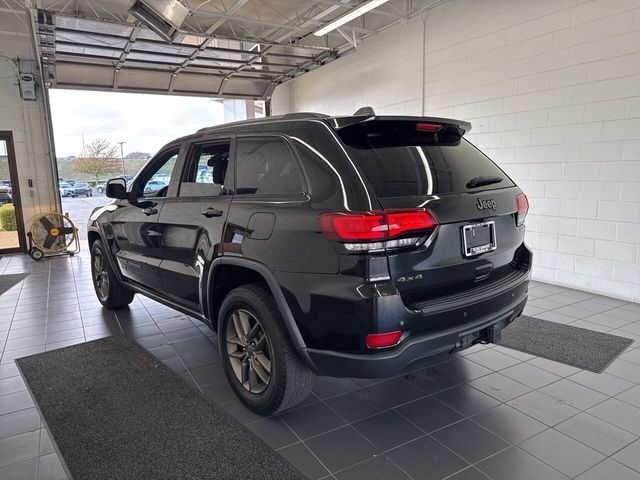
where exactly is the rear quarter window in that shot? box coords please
[235,137,306,196]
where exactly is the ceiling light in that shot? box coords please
[314,0,391,36]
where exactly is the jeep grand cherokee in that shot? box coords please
[88,109,531,414]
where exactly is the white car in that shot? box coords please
[59,182,75,197]
[143,180,166,194]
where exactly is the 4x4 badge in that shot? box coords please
[476,198,496,211]
[398,274,423,282]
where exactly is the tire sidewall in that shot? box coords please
[90,240,109,305]
[219,290,286,414]
[91,240,116,307]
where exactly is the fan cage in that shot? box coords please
[29,212,78,253]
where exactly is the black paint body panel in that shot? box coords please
[88,114,532,377]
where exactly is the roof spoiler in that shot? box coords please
[331,107,473,135]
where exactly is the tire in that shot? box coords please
[97,187,103,194]
[219,285,313,415]
[90,239,134,309]
[29,247,44,261]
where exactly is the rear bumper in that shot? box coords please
[303,276,529,377]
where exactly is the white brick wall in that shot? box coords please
[273,0,640,301]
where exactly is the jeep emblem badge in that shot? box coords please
[476,198,496,211]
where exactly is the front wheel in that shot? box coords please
[219,285,313,415]
[90,239,134,309]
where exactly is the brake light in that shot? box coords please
[365,331,402,349]
[320,212,386,241]
[320,209,437,252]
[319,209,437,250]
[386,210,436,237]
[516,193,529,227]
[416,123,442,132]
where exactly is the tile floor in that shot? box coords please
[1,251,640,479]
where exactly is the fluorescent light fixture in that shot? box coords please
[314,0,391,36]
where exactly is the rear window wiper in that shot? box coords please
[466,176,503,189]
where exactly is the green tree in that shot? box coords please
[73,138,121,183]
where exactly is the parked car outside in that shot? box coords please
[0,180,11,194]
[143,180,166,195]
[88,110,531,414]
[0,186,12,205]
[72,182,93,197]
[59,181,75,197]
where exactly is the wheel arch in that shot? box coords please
[206,257,312,363]
[87,226,126,285]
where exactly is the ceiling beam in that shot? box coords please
[50,14,335,51]
[197,10,376,36]
[114,26,141,71]
[172,0,249,76]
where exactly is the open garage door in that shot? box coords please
[36,10,336,99]
[29,0,444,100]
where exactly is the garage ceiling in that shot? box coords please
[3,0,445,99]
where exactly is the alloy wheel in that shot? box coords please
[225,308,273,394]
[92,250,110,301]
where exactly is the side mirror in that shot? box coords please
[106,177,127,199]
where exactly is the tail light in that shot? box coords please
[365,331,402,349]
[319,208,437,252]
[516,193,529,227]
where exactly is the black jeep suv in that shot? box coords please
[88,110,531,414]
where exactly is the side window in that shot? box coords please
[140,149,179,198]
[236,137,305,196]
[180,141,231,197]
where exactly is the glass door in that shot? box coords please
[0,132,26,253]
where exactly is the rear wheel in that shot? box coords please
[90,239,134,308]
[219,285,313,414]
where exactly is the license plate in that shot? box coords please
[462,221,496,257]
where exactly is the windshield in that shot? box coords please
[337,123,513,198]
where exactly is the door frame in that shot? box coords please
[0,131,27,254]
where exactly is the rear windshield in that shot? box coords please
[338,122,513,198]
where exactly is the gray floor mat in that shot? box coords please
[16,335,304,480]
[498,315,633,373]
[0,273,28,296]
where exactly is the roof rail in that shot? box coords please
[281,112,328,120]
[354,106,375,116]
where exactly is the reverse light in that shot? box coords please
[365,330,402,349]
[516,193,529,227]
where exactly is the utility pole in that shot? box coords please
[117,141,126,176]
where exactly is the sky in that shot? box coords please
[49,89,226,158]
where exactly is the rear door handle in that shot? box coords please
[201,207,224,218]
[143,207,158,216]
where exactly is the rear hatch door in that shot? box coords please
[335,118,528,307]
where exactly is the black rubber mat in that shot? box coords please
[16,335,304,480]
[0,273,27,296]
[499,315,633,373]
